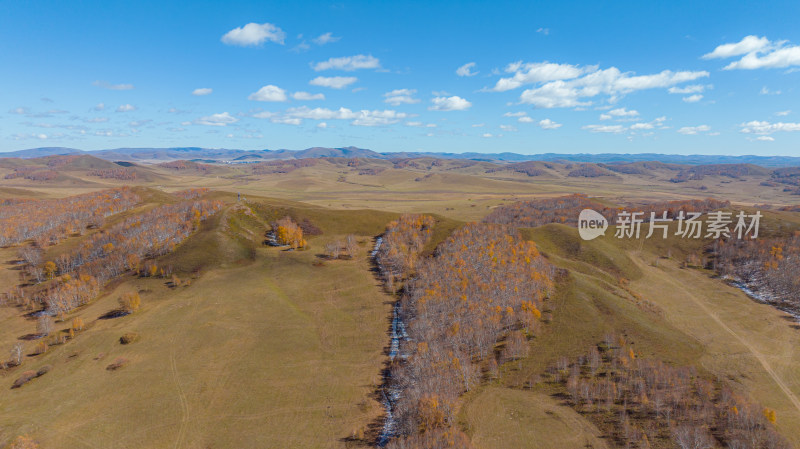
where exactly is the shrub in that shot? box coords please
[11,371,38,389]
[106,357,129,371]
[119,333,140,345]
[4,435,39,449]
[36,365,51,377]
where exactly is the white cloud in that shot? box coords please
[195,112,238,126]
[705,35,800,70]
[489,62,590,92]
[500,124,518,132]
[776,110,791,116]
[599,114,612,121]
[608,107,638,117]
[192,88,213,96]
[482,133,494,138]
[536,28,550,35]
[292,91,325,101]
[93,103,105,111]
[309,76,358,89]
[630,122,654,130]
[384,88,420,105]
[429,96,472,111]
[677,125,711,135]
[703,35,772,59]
[129,119,152,127]
[456,62,478,77]
[756,136,775,141]
[313,55,380,71]
[471,123,485,127]
[115,104,136,112]
[317,122,328,128]
[313,32,340,45]
[516,66,709,108]
[93,80,134,90]
[255,106,407,127]
[668,84,708,94]
[583,124,625,133]
[538,119,562,129]
[682,94,703,103]
[85,117,108,123]
[503,111,527,117]
[518,116,534,123]
[739,120,800,135]
[247,85,287,102]
[760,86,781,95]
[9,107,30,115]
[221,22,286,46]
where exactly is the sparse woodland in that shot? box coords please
[379,219,554,447]
[716,232,800,315]
[552,336,788,448]
[0,187,140,247]
[375,214,436,292]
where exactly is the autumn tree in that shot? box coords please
[273,216,307,249]
[119,292,141,314]
[345,234,358,258]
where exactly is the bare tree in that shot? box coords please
[36,315,54,337]
[10,343,24,366]
[324,240,341,259]
[345,234,358,258]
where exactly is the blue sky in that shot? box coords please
[1,0,799,155]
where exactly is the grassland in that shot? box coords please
[1,156,799,448]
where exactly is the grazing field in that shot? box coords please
[1,156,799,448]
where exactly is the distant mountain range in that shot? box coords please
[3,146,800,167]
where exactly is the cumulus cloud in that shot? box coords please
[608,107,638,117]
[703,35,772,59]
[317,122,329,128]
[739,120,800,135]
[93,80,134,90]
[775,110,791,116]
[704,35,800,70]
[630,122,654,130]
[254,106,407,127]
[221,22,286,46]
[456,62,478,77]
[668,84,709,94]
[313,32,340,45]
[538,119,562,129]
[503,111,527,117]
[195,112,238,126]
[292,91,325,101]
[93,103,105,111]
[129,119,152,128]
[677,125,711,135]
[248,85,288,102]
[489,61,590,92]
[429,96,472,111]
[313,55,380,71]
[583,124,625,134]
[755,136,775,141]
[500,124,518,132]
[115,104,136,112]
[384,88,420,105]
[518,116,534,123]
[507,65,708,108]
[9,107,30,115]
[192,88,213,96]
[682,94,703,103]
[309,76,358,89]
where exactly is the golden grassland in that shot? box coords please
[1,157,799,448]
